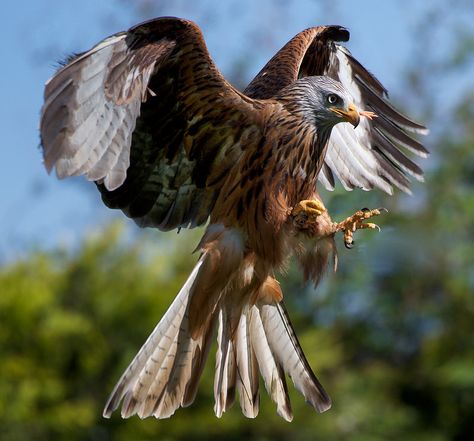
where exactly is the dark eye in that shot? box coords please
[327,94,339,105]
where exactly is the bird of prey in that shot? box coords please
[40,17,427,421]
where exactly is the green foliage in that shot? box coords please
[3,95,474,440]
[2,101,474,440]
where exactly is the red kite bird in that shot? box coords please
[40,17,427,421]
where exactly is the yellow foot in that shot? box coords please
[291,199,327,229]
[292,199,326,218]
[335,207,387,249]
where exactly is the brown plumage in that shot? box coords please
[40,17,427,421]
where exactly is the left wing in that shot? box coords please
[40,17,263,231]
[244,26,428,194]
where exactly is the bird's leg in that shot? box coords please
[291,199,327,228]
[290,199,336,238]
[290,200,386,247]
[333,207,387,249]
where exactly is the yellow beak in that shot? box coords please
[330,102,360,128]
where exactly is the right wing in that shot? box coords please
[244,25,428,194]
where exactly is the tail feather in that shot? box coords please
[103,258,205,419]
[214,309,237,417]
[103,254,331,420]
[133,308,189,418]
[150,322,195,418]
[249,304,293,421]
[182,316,216,407]
[150,316,216,418]
[235,308,260,418]
[141,332,179,418]
[258,300,332,413]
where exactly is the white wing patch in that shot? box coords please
[40,33,164,191]
[320,45,428,194]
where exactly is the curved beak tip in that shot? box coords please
[347,103,360,129]
[330,102,360,128]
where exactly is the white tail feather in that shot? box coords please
[103,258,204,418]
[103,258,331,420]
[235,308,260,418]
[249,304,293,421]
[214,309,236,417]
[258,301,331,413]
[213,297,330,420]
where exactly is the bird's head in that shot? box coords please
[278,76,361,129]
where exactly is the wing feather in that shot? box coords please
[262,301,331,413]
[323,46,428,193]
[41,17,261,230]
[244,26,428,194]
[318,162,336,191]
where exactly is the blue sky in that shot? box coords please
[0,0,461,262]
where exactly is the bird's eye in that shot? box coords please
[327,94,339,105]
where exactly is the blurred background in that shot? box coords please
[1,0,474,440]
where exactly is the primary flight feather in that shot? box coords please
[40,17,427,421]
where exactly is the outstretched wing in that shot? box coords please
[244,26,428,194]
[40,17,261,230]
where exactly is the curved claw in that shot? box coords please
[336,206,386,249]
[364,222,381,232]
[345,240,354,249]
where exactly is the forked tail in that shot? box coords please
[103,256,331,421]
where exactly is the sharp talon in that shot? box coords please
[336,205,386,247]
[363,222,380,231]
[368,224,381,232]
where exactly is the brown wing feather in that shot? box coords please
[244,26,428,194]
[244,26,349,99]
[41,17,262,230]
